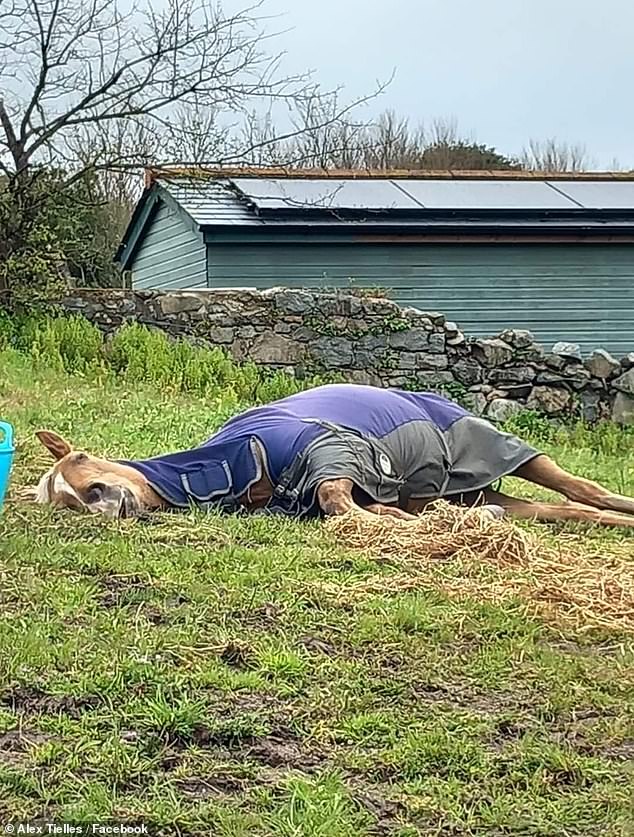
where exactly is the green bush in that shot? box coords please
[28,315,104,373]
[107,323,236,395]
[1,311,104,373]
[106,322,334,403]
[1,313,337,406]
[1,168,127,303]
[502,407,634,456]
[0,308,15,350]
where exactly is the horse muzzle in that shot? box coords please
[90,484,141,519]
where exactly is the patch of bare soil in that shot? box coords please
[298,634,338,656]
[96,573,155,608]
[188,723,260,749]
[225,691,289,715]
[0,728,53,766]
[150,714,409,834]
[246,734,323,770]
[229,601,283,630]
[220,641,254,670]
[174,774,246,798]
[564,731,634,762]
[0,685,100,717]
[599,740,634,761]
[494,718,530,742]
[352,787,406,836]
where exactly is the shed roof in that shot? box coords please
[116,168,634,268]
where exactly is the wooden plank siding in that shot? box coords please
[206,243,634,356]
[131,201,207,290]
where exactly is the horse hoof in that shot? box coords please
[480,504,506,520]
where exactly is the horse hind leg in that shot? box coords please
[483,489,634,530]
[513,455,634,517]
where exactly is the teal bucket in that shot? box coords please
[0,421,15,511]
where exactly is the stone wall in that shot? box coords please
[56,287,634,424]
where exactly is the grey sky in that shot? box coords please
[263,0,632,168]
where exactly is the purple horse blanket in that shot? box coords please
[121,383,540,517]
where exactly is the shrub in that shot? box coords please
[31,315,104,373]
[107,323,236,395]
[2,313,104,373]
[105,322,333,403]
[0,308,15,349]
[1,313,337,405]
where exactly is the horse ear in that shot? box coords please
[36,430,72,460]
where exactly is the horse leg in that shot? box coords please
[483,488,634,529]
[317,479,415,519]
[512,455,634,516]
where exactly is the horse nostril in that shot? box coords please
[118,488,137,519]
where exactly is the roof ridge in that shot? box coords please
[145,165,634,185]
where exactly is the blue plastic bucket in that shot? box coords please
[0,421,15,511]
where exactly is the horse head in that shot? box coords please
[33,430,159,519]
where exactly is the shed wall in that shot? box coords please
[206,242,634,355]
[131,201,207,290]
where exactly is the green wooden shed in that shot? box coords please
[115,168,634,356]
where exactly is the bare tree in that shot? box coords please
[277,90,375,169]
[0,0,389,182]
[426,117,461,147]
[238,107,289,166]
[521,138,593,172]
[362,110,425,169]
[0,0,390,292]
[357,112,519,171]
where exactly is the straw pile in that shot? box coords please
[322,501,634,634]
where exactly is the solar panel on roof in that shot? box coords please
[551,181,634,209]
[397,179,580,210]
[230,177,420,210]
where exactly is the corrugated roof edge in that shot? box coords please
[144,165,634,186]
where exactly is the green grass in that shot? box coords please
[1,346,634,835]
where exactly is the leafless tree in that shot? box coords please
[275,90,375,169]
[238,107,289,166]
[362,110,425,169]
[520,138,593,172]
[0,0,391,291]
[305,111,520,172]
[0,0,388,184]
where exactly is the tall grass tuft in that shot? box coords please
[22,315,104,373]
[0,313,338,405]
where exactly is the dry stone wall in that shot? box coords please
[56,287,634,424]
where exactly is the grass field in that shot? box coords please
[1,344,634,836]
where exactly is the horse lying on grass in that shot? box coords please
[33,383,634,529]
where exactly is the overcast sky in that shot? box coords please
[261,0,632,169]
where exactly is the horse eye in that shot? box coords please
[86,482,106,503]
[74,452,88,462]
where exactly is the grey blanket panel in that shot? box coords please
[397,416,540,498]
[360,416,540,501]
[442,416,540,496]
[271,427,405,517]
[270,415,541,517]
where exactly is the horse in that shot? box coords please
[32,383,634,529]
